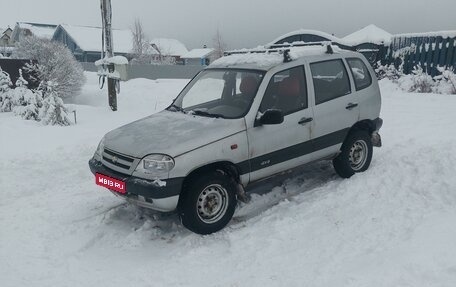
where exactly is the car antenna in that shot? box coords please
[283,49,292,63]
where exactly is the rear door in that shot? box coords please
[308,58,360,158]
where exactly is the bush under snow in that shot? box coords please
[377,62,456,95]
[399,66,435,93]
[13,36,85,99]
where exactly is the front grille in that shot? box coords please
[102,148,135,172]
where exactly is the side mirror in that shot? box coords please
[257,109,284,126]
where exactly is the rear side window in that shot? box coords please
[347,58,372,91]
[310,59,351,105]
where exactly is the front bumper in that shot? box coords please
[89,158,184,211]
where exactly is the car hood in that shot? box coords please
[103,110,246,159]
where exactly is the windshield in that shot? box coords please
[169,69,264,119]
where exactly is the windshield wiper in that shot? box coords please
[168,104,185,113]
[191,110,224,118]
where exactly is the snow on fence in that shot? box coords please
[377,34,456,76]
[81,62,203,80]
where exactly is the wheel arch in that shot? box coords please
[350,119,377,134]
[180,161,242,191]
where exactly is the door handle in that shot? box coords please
[346,103,358,110]
[298,117,313,125]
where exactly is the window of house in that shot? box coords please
[259,66,307,115]
[347,58,372,91]
[310,59,351,105]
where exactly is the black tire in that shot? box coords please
[333,130,373,178]
[178,171,237,235]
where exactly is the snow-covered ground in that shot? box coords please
[1,73,456,287]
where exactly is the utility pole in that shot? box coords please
[100,0,117,111]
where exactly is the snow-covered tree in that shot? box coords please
[0,68,13,112]
[13,88,42,121]
[39,81,72,126]
[130,18,152,64]
[12,73,42,121]
[13,36,85,99]
[11,69,28,107]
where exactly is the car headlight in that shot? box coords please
[94,137,105,158]
[136,154,175,175]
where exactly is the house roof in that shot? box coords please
[56,24,133,54]
[16,22,57,39]
[268,29,349,46]
[181,48,214,59]
[343,24,392,46]
[150,38,188,57]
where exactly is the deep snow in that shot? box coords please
[1,73,456,287]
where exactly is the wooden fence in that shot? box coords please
[372,35,456,76]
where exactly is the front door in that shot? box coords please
[247,65,314,182]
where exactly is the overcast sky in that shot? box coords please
[1,0,455,49]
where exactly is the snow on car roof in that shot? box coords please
[343,24,392,46]
[210,45,342,70]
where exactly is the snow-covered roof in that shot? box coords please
[394,30,456,39]
[268,29,349,46]
[57,24,133,54]
[343,24,392,46]
[181,48,214,59]
[17,22,57,39]
[150,38,188,57]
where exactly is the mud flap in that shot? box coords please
[371,132,382,147]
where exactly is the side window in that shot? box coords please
[310,59,351,105]
[259,66,307,115]
[347,58,372,91]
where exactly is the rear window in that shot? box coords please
[310,59,351,105]
[347,58,372,91]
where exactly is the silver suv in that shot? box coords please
[89,45,382,234]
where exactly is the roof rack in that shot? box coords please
[224,42,337,63]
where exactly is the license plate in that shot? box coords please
[95,173,126,194]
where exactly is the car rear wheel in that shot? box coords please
[178,171,237,235]
[333,130,373,178]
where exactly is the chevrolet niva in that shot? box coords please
[89,45,382,235]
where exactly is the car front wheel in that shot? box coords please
[178,171,237,235]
